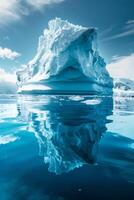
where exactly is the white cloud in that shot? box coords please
[0,0,64,25]
[104,29,134,41]
[0,47,21,60]
[99,26,113,37]
[26,0,64,10]
[0,135,19,145]
[0,68,17,83]
[127,20,134,24]
[107,54,134,80]
[103,19,134,41]
[0,0,27,25]
[0,69,17,93]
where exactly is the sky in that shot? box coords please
[0,0,134,82]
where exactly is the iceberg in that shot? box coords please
[114,78,134,97]
[17,18,113,95]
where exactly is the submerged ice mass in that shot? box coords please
[17,18,113,94]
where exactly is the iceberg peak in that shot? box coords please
[17,18,113,95]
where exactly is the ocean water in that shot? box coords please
[0,95,134,200]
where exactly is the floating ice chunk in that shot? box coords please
[69,95,84,101]
[0,135,19,145]
[82,99,101,105]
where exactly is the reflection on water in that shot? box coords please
[0,95,134,200]
[17,96,113,174]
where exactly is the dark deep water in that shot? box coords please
[0,95,134,200]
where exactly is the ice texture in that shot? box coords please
[114,78,134,97]
[17,18,113,94]
[18,96,113,174]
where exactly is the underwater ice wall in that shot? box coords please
[17,18,113,94]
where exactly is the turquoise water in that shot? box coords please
[0,95,134,200]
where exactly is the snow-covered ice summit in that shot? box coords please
[17,18,113,95]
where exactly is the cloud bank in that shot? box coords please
[0,0,26,25]
[101,19,134,41]
[0,47,21,60]
[0,0,64,25]
[0,68,17,94]
[107,54,134,80]
[0,68,17,82]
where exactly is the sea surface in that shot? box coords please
[0,94,134,200]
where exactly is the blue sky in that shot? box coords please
[0,0,134,80]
